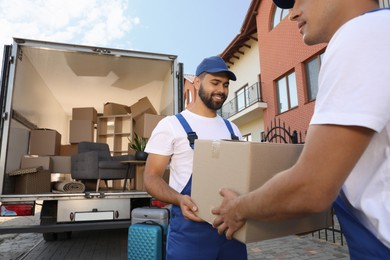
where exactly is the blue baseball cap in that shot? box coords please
[195,56,237,81]
[273,0,294,9]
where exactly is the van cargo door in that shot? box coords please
[0,45,12,157]
[177,62,184,112]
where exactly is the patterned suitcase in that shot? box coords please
[128,207,170,260]
[128,222,164,260]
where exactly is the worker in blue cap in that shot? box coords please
[144,56,247,259]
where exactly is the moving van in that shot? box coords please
[0,38,183,240]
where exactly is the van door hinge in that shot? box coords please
[2,112,8,120]
[8,56,14,64]
[92,48,111,54]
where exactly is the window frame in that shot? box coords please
[271,6,289,29]
[305,52,324,102]
[235,84,250,113]
[276,71,298,114]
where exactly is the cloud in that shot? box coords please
[0,0,140,60]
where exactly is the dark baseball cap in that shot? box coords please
[195,56,236,81]
[273,0,294,9]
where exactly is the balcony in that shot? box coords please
[218,82,267,124]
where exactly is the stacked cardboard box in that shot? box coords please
[130,97,157,120]
[133,113,165,139]
[72,107,98,124]
[103,102,130,116]
[29,129,61,156]
[69,107,97,143]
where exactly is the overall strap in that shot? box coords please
[333,191,390,258]
[176,114,239,149]
[223,118,239,140]
[175,113,198,149]
[175,113,238,197]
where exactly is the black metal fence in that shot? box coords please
[261,118,304,144]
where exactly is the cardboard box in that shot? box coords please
[130,97,157,120]
[51,156,71,173]
[60,144,78,156]
[69,120,94,143]
[133,113,165,138]
[51,173,72,182]
[103,102,130,116]
[10,167,51,194]
[72,107,98,123]
[21,156,53,171]
[29,129,61,156]
[191,140,333,244]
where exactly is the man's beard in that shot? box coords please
[198,83,227,110]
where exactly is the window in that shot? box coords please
[272,6,289,29]
[236,84,251,112]
[305,53,324,101]
[379,0,390,8]
[236,87,247,112]
[276,72,298,113]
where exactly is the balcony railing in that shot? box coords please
[380,0,390,8]
[218,82,262,119]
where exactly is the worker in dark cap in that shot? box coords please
[212,1,390,259]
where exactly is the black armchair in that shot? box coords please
[71,142,135,192]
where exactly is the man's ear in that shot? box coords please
[194,76,201,90]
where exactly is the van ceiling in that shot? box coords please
[22,45,173,115]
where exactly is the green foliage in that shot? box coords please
[128,133,148,151]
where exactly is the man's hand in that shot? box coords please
[179,195,203,222]
[211,188,246,240]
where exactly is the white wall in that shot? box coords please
[238,117,265,142]
[224,38,263,140]
[226,38,260,102]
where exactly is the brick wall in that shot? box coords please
[256,0,326,140]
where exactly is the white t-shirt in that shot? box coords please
[145,110,242,193]
[310,9,390,247]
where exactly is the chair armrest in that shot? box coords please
[71,151,99,180]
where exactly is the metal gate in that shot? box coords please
[261,118,346,246]
[261,118,304,144]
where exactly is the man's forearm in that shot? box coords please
[237,168,324,222]
[144,174,182,206]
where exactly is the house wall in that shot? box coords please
[256,0,326,140]
[225,38,263,140]
[238,118,264,142]
[226,38,260,103]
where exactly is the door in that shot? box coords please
[0,44,16,194]
[0,45,12,152]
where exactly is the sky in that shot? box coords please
[0,0,252,75]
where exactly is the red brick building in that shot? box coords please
[256,0,326,141]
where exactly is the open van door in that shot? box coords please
[0,45,14,192]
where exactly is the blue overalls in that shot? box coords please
[165,114,247,260]
[333,191,390,259]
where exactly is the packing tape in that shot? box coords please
[211,141,220,159]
